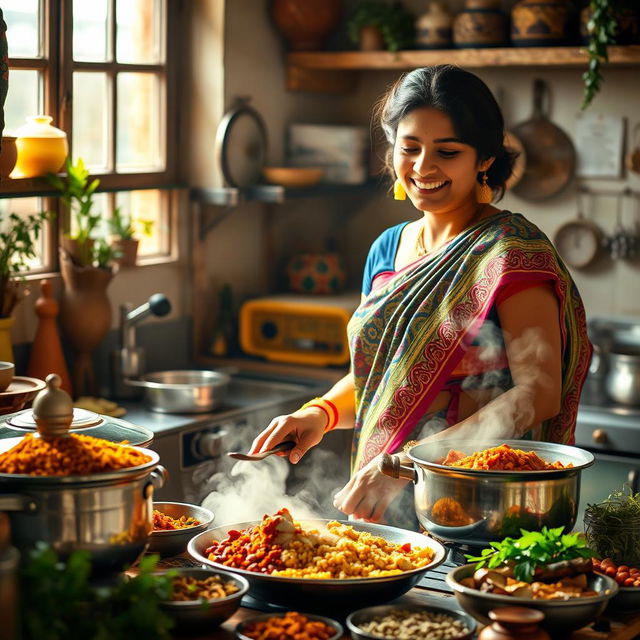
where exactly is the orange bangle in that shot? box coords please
[299,397,339,433]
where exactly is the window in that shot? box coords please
[1,0,180,268]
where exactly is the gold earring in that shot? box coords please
[476,172,492,204]
[394,179,406,200]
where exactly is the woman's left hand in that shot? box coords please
[333,454,410,522]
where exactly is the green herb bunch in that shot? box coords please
[347,1,415,52]
[19,544,175,640]
[466,526,596,583]
[0,209,50,317]
[582,0,618,110]
[584,485,640,565]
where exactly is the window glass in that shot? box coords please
[116,0,164,64]
[3,69,41,135]
[72,72,110,171]
[0,198,48,271]
[116,72,163,171]
[3,0,40,58]
[115,189,168,256]
[72,0,109,62]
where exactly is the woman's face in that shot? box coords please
[393,107,492,214]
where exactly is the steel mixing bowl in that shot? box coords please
[446,565,618,632]
[381,439,594,546]
[346,603,476,640]
[188,519,446,613]
[159,567,249,634]
[148,502,214,557]
[237,612,342,640]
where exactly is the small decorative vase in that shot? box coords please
[358,25,385,51]
[0,136,17,179]
[416,2,453,49]
[511,0,574,47]
[286,252,346,295]
[12,115,68,178]
[59,250,114,397]
[0,316,15,363]
[270,0,343,51]
[478,607,551,640]
[453,0,509,48]
[112,238,139,268]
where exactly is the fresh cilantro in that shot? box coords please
[465,526,596,583]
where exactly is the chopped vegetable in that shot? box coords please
[465,526,596,583]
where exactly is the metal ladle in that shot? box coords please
[227,440,295,461]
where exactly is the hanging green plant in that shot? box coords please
[581,0,618,110]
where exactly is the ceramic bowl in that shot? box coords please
[0,362,15,392]
[148,502,214,557]
[446,565,619,633]
[159,567,249,634]
[262,166,324,188]
[347,603,476,640]
[237,612,343,640]
[0,376,46,415]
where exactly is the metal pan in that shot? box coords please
[188,519,446,612]
[511,79,575,201]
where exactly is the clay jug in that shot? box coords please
[453,0,508,48]
[59,250,114,397]
[511,0,574,47]
[478,607,551,640]
[270,0,343,51]
[27,280,73,395]
[416,2,453,49]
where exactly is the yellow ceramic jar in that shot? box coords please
[13,115,68,178]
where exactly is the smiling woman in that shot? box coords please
[249,65,592,531]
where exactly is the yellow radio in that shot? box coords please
[239,293,361,366]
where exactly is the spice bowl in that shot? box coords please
[148,502,214,557]
[236,612,343,640]
[159,567,249,634]
[347,603,475,640]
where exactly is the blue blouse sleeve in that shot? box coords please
[362,223,409,295]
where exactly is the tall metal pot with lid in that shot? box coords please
[380,439,594,546]
[0,374,167,575]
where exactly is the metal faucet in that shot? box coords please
[110,293,172,398]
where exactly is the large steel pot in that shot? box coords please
[0,448,167,575]
[380,439,594,546]
[126,370,231,413]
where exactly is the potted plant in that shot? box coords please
[108,207,153,268]
[0,209,49,361]
[347,1,415,52]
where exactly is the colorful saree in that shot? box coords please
[348,211,591,472]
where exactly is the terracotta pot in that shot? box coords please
[358,25,385,51]
[511,0,575,47]
[453,0,509,48]
[0,137,17,179]
[112,238,139,268]
[59,250,114,397]
[270,0,343,51]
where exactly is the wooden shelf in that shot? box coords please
[286,45,640,92]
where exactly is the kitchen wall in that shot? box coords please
[194,0,640,344]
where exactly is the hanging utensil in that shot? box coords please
[606,189,638,261]
[511,79,576,201]
[227,440,295,461]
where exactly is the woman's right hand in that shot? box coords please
[248,407,327,464]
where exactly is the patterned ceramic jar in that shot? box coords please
[511,0,574,47]
[453,0,508,48]
[416,2,453,49]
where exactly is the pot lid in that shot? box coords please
[6,407,105,431]
[215,97,267,188]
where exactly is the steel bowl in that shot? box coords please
[159,567,249,634]
[446,565,618,632]
[127,370,231,413]
[607,586,640,612]
[346,602,476,640]
[381,439,594,545]
[237,612,343,640]
[188,519,446,613]
[149,502,214,557]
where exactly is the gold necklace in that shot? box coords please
[415,205,486,258]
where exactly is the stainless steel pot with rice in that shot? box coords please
[380,439,594,546]
[0,374,167,574]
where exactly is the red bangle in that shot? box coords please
[299,397,339,433]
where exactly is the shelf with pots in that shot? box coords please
[284,45,640,93]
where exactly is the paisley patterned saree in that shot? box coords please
[348,211,591,472]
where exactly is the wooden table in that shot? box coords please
[172,583,640,640]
